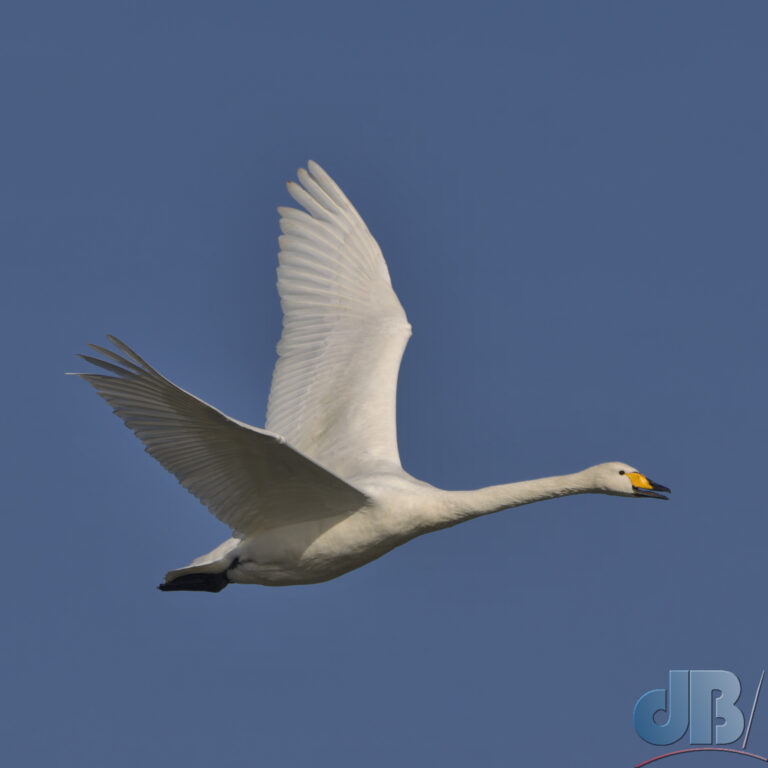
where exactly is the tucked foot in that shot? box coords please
[157,571,229,593]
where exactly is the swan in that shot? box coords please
[73,161,669,592]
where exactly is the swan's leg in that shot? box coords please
[158,539,241,593]
[157,571,229,592]
[157,557,241,592]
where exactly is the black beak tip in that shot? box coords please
[633,479,671,500]
[641,477,671,495]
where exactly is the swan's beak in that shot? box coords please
[628,472,670,500]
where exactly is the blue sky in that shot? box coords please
[2,2,767,766]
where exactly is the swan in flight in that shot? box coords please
[74,161,669,592]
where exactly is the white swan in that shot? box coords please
[74,161,669,592]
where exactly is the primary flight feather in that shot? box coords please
[74,161,669,592]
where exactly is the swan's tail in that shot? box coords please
[158,537,240,594]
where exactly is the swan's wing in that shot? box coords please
[74,336,369,535]
[266,161,412,479]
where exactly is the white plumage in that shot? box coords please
[75,161,669,592]
[268,164,411,478]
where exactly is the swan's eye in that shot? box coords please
[619,470,625,475]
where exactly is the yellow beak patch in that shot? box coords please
[627,472,653,490]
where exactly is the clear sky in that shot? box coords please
[2,2,767,766]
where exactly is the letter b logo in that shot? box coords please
[634,670,744,746]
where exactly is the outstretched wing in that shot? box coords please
[267,161,412,479]
[75,336,369,535]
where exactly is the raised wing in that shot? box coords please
[75,336,369,535]
[267,162,412,479]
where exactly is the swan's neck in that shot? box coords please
[435,471,593,527]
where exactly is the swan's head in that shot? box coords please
[586,462,670,500]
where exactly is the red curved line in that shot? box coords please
[635,747,768,767]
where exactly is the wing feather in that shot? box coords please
[266,162,412,478]
[75,337,369,535]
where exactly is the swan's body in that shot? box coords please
[75,162,669,591]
